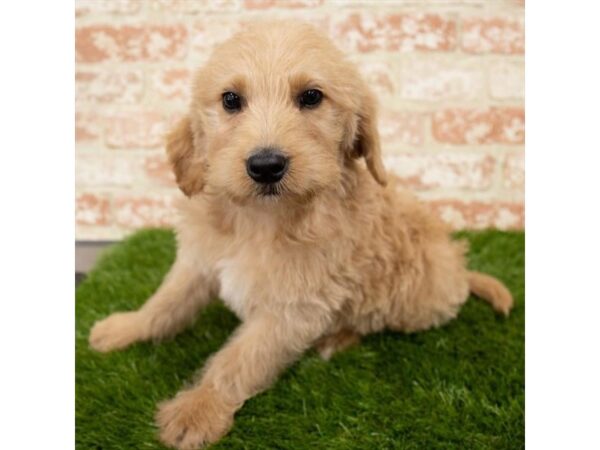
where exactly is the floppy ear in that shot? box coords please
[345,88,387,186]
[166,116,205,197]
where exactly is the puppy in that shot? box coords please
[89,22,513,450]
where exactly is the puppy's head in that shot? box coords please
[167,22,386,203]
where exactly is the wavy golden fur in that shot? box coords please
[89,22,513,449]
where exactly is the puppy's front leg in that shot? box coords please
[89,252,215,353]
[157,308,329,449]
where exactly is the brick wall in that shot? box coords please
[75,0,524,240]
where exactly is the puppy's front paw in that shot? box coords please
[156,387,234,450]
[89,311,144,352]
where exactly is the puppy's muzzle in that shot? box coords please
[246,148,289,184]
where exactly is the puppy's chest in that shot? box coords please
[216,258,253,319]
[215,246,320,319]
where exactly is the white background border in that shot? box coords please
[2,1,600,448]
[527,1,600,448]
[0,2,74,449]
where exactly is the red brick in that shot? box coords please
[151,68,192,101]
[76,111,103,142]
[76,153,138,187]
[76,70,144,103]
[338,0,523,4]
[76,24,188,63]
[149,0,242,12]
[243,0,323,8]
[105,111,166,149]
[428,200,524,229]
[503,151,524,190]
[76,193,111,225]
[114,194,177,228]
[331,12,456,53]
[399,57,484,101]
[359,61,395,97]
[190,20,241,57]
[386,153,495,190]
[462,15,524,54]
[144,153,176,187]
[443,0,523,3]
[494,108,525,144]
[75,0,142,16]
[379,110,424,147]
[432,107,524,145]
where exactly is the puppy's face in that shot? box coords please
[167,22,386,204]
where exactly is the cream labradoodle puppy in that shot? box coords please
[89,22,513,449]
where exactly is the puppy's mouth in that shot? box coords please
[255,183,283,197]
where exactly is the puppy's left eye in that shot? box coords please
[222,92,242,112]
[298,89,323,109]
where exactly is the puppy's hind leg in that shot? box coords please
[314,329,361,360]
[89,251,216,353]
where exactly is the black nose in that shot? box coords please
[246,149,289,184]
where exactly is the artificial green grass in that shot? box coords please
[76,229,524,450]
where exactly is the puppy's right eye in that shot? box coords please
[222,92,242,112]
[298,89,323,109]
